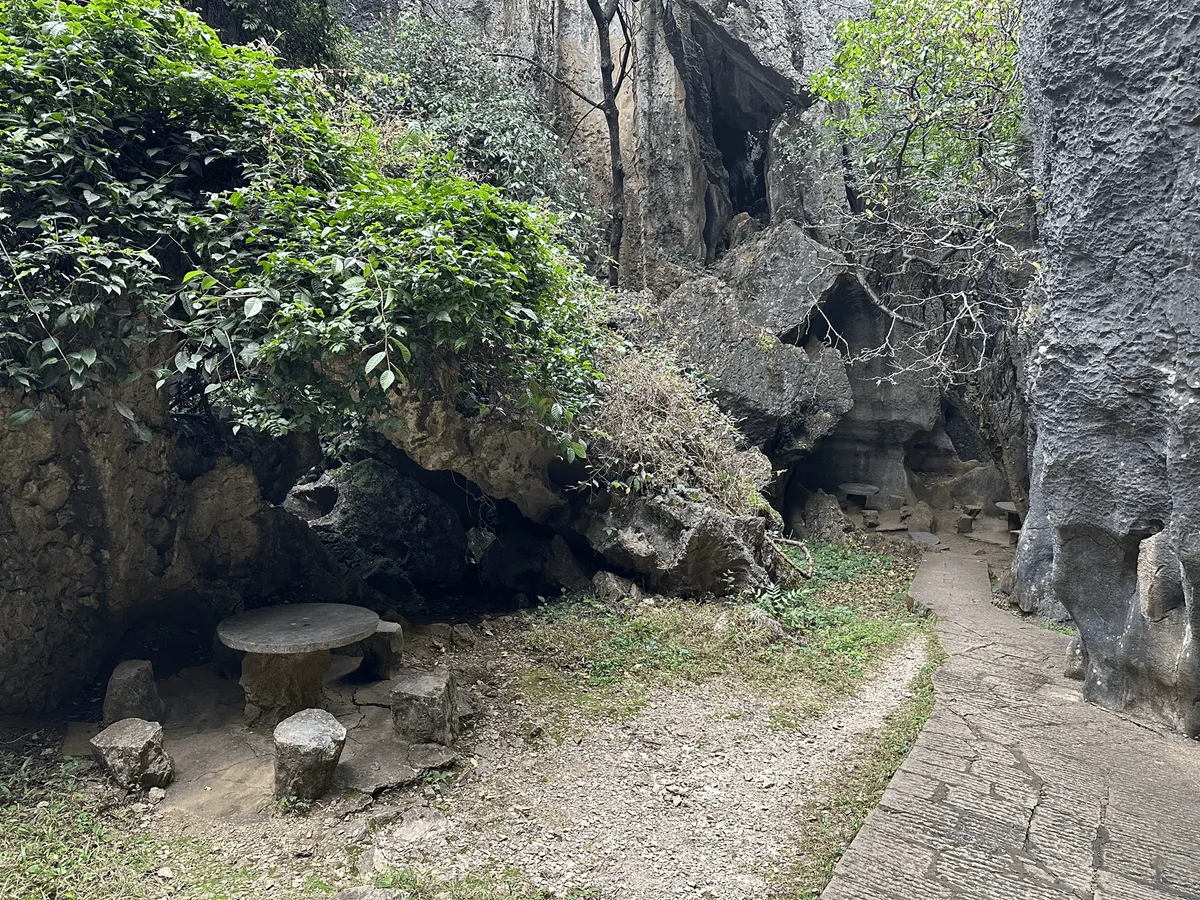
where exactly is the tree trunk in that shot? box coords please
[587,0,626,287]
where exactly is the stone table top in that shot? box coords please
[995,501,1020,513]
[839,483,880,495]
[217,603,380,655]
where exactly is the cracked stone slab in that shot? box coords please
[822,552,1200,900]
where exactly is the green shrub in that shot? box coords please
[0,0,598,443]
[345,15,595,250]
[187,0,347,67]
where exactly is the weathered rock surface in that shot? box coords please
[241,651,331,727]
[654,226,854,465]
[286,458,467,614]
[0,385,351,714]
[90,718,174,790]
[390,668,459,746]
[592,570,642,604]
[103,660,165,725]
[579,495,772,597]
[786,488,851,542]
[1019,2,1200,734]
[273,708,347,801]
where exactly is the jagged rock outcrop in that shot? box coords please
[579,494,772,597]
[0,385,351,714]
[1019,3,1200,734]
[655,222,854,463]
[285,458,468,616]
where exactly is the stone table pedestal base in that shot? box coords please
[240,650,330,726]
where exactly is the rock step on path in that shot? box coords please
[823,552,1200,900]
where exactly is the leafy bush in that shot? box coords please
[0,0,598,441]
[345,15,594,250]
[187,0,347,67]
[579,343,772,517]
[810,0,1023,206]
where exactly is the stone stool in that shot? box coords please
[390,667,459,746]
[274,708,347,801]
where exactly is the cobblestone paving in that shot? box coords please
[823,551,1200,900]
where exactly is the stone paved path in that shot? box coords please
[822,551,1200,900]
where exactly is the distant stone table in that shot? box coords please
[996,501,1023,529]
[839,482,880,509]
[217,603,380,726]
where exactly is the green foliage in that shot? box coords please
[188,0,347,67]
[810,0,1024,206]
[0,0,598,444]
[345,15,594,250]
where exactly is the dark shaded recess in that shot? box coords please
[663,1,802,262]
[780,275,871,358]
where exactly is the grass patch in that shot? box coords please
[516,538,924,735]
[782,639,947,898]
[375,866,598,898]
[0,735,329,900]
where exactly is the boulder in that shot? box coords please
[592,571,642,604]
[390,668,459,746]
[359,621,405,681]
[286,458,467,615]
[102,660,165,725]
[657,249,854,466]
[793,490,852,543]
[273,708,347,801]
[904,502,936,535]
[90,718,174,790]
[579,495,772,597]
[1021,1,1200,733]
[1064,634,1087,681]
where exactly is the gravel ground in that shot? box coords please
[366,637,929,899]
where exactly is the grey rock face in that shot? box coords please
[273,708,347,801]
[90,718,174,790]
[103,660,165,725]
[390,668,459,746]
[359,622,405,681]
[657,223,856,464]
[788,489,851,542]
[286,459,467,614]
[579,495,772,597]
[1020,4,1200,733]
[0,385,352,715]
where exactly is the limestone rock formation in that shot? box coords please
[0,385,351,714]
[579,495,772,597]
[286,458,468,615]
[102,660,165,726]
[91,718,175,790]
[655,223,855,464]
[1019,3,1200,734]
[273,708,347,801]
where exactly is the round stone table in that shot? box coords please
[839,482,880,509]
[217,604,380,726]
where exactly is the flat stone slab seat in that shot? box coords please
[390,667,459,746]
[91,718,174,789]
[273,708,346,801]
[103,659,165,725]
[217,603,380,726]
[359,621,404,681]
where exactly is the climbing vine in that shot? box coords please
[0,0,600,444]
